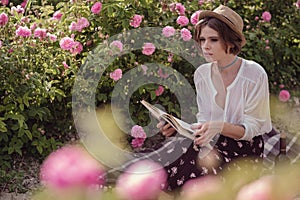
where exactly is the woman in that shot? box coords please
[158,5,272,191]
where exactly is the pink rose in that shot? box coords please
[47,33,57,42]
[130,14,143,28]
[142,42,155,55]
[34,28,47,40]
[155,86,164,96]
[91,2,102,14]
[51,11,63,20]
[116,160,167,200]
[279,84,284,88]
[279,90,290,102]
[39,145,105,190]
[1,0,9,6]
[162,26,175,37]
[59,36,75,50]
[110,40,123,52]
[176,15,189,26]
[69,17,90,32]
[262,11,272,22]
[16,26,31,37]
[131,125,146,138]
[0,12,9,26]
[198,0,204,5]
[70,41,83,55]
[180,28,192,41]
[190,10,201,25]
[110,68,122,81]
[175,3,185,15]
[131,138,145,148]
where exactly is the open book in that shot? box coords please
[141,100,214,156]
[141,100,195,140]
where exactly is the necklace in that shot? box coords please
[218,56,239,72]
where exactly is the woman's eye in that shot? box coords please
[211,38,218,42]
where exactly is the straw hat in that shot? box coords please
[198,5,246,46]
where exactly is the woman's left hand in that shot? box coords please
[191,121,224,146]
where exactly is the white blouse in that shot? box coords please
[194,58,272,141]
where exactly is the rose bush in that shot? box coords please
[0,0,299,194]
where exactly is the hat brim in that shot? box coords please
[198,11,246,46]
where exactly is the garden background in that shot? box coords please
[0,0,299,199]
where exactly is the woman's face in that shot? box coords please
[199,25,228,63]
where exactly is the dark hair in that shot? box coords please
[194,17,243,55]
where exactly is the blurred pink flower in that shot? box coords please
[182,176,221,199]
[34,28,47,40]
[236,175,274,200]
[110,40,123,52]
[155,86,164,96]
[169,3,176,12]
[0,13,9,26]
[167,53,173,62]
[142,42,155,55]
[158,68,169,78]
[175,3,185,15]
[116,160,167,200]
[20,0,27,8]
[39,145,105,189]
[279,84,284,88]
[255,16,259,21]
[162,26,175,37]
[70,41,83,55]
[131,138,145,148]
[265,39,269,44]
[0,41,2,48]
[16,26,31,37]
[131,125,146,138]
[262,11,272,22]
[176,15,189,26]
[11,5,24,15]
[180,28,192,41]
[51,11,63,20]
[62,61,69,69]
[141,64,148,75]
[69,17,90,32]
[130,14,143,28]
[191,10,201,25]
[59,36,75,50]
[30,23,37,30]
[47,33,57,42]
[1,0,9,6]
[110,68,122,81]
[279,90,290,102]
[91,2,102,14]
[265,46,270,50]
[296,0,300,9]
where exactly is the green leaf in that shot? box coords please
[25,130,33,140]
[0,118,7,133]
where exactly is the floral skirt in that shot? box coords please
[163,135,264,191]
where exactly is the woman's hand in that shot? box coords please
[156,121,176,137]
[191,121,224,146]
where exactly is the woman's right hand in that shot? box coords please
[156,121,176,137]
